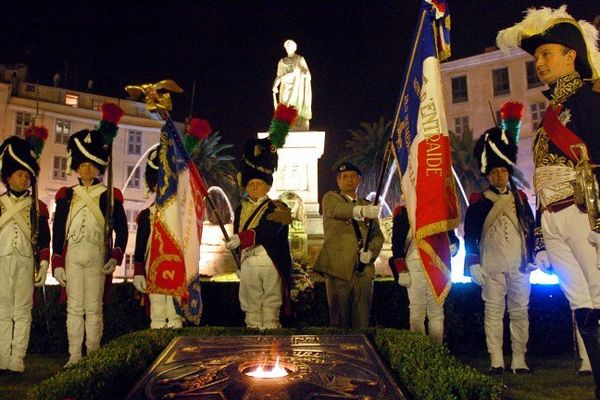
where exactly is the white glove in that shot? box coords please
[225,234,240,250]
[53,267,67,287]
[535,251,552,274]
[102,258,118,275]
[450,243,458,257]
[34,260,49,287]
[397,271,412,287]
[359,250,372,264]
[133,275,147,293]
[470,264,486,286]
[360,205,381,219]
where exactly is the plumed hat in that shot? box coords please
[473,127,518,177]
[66,102,124,175]
[144,145,160,193]
[240,137,278,187]
[497,5,600,80]
[0,136,39,184]
[239,104,298,188]
[66,129,109,174]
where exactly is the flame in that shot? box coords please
[246,356,288,379]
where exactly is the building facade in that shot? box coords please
[0,80,164,278]
[441,47,548,201]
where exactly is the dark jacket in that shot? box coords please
[464,186,535,271]
[234,198,293,314]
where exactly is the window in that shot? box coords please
[453,116,470,137]
[127,130,142,155]
[54,119,71,144]
[15,111,33,137]
[126,164,141,189]
[65,93,79,107]
[492,68,510,96]
[125,209,138,232]
[92,99,103,111]
[52,156,68,181]
[531,102,547,130]
[451,76,468,103]
[526,61,543,88]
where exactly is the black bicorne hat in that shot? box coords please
[496,6,600,81]
[145,146,160,192]
[239,137,277,187]
[0,136,39,184]
[473,127,518,176]
[66,129,109,174]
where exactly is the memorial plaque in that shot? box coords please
[127,334,406,399]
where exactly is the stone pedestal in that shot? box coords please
[258,130,325,235]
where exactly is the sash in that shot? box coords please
[338,192,364,247]
[240,198,270,232]
[68,185,106,233]
[543,106,587,162]
[0,195,32,238]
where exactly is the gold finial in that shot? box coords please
[124,79,183,113]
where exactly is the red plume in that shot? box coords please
[24,126,49,142]
[500,101,524,121]
[273,103,298,126]
[101,102,125,125]
[187,118,212,140]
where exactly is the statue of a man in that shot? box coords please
[272,40,312,130]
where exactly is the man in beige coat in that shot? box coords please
[315,162,384,328]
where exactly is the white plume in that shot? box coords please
[496,5,599,80]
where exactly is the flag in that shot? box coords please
[146,118,207,324]
[391,0,458,303]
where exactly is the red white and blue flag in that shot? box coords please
[392,0,458,303]
[146,118,207,323]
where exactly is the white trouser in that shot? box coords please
[149,294,183,329]
[482,269,530,369]
[65,242,105,362]
[0,254,33,371]
[239,259,282,329]
[541,205,600,309]
[406,259,444,344]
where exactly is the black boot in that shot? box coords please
[575,308,600,400]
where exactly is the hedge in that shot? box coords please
[27,327,503,400]
[29,280,573,356]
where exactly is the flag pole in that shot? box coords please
[182,82,240,268]
[357,8,429,269]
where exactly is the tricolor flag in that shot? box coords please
[146,118,207,324]
[392,0,458,303]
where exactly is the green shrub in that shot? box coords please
[28,327,502,400]
[29,280,573,357]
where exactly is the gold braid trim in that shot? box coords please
[417,238,452,305]
[550,72,583,106]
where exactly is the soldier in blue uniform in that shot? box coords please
[225,137,293,329]
[498,5,600,392]
[52,123,128,366]
[0,136,50,373]
[132,146,183,329]
[464,127,536,375]
[389,204,459,344]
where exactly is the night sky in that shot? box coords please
[0,1,597,194]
